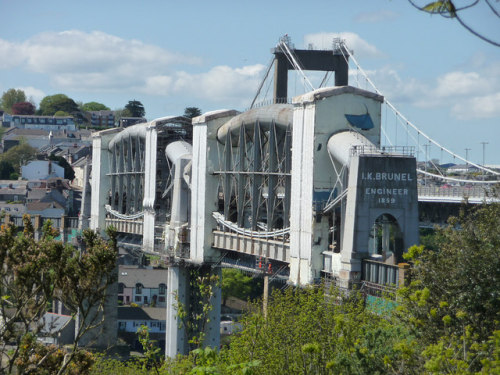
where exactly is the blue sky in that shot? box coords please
[1,0,499,164]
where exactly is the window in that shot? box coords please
[135,283,143,294]
[159,296,165,303]
[135,296,142,302]
[118,283,124,294]
[159,283,166,295]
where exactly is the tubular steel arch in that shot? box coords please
[215,106,292,237]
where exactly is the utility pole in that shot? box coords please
[480,142,488,174]
[465,148,471,176]
[423,144,430,186]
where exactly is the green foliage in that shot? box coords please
[419,227,442,251]
[137,325,163,373]
[227,286,406,375]
[15,333,95,375]
[221,269,252,305]
[124,100,145,118]
[0,143,37,170]
[81,101,110,112]
[0,88,26,113]
[38,94,84,123]
[0,160,15,179]
[422,1,456,17]
[54,110,70,117]
[183,107,202,119]
[0,217,117,374]
[398,202,500,372]
[175,270,220,350]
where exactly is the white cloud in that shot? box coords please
[350,61,500,121]
[0,30,266,107]
[433,71,493,98]
[451,92,500,120]
[354,10,399,24]
[19,86,45,105]
[143,64,266,106]
[303,32,383,59]
[409,68,500,119]
[0,39,24,68]
[0,30,201,91]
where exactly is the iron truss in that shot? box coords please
[214,120,292,238]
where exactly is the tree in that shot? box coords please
[124,100,145,118]
[221,268,253,306]
[175,270,220,351]
[226,286,406,375]
[38,94,79,116]
[409,0,500,47]
[11,102,35,115]
[0,217,117,374]
[81,102,110,112]
[183,107,202,119]
[0,89,26,113]
[397,200,500,372]
[0,143,37,170]
[0,161,14,179]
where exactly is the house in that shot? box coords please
[1,128,91,152]
[38,312,75,346]
[1,113,76,132]
[26,201,65,219]
[446,164,479,174]
[86,110,115,127]
[119,117,146,128]
[21,160,65,180]
[71,156,89,189]
[0,182,27,202]
[118,265,168,307]
[0,203,25,216]
[117,306,166,351]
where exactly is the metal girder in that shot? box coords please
[237,125,246,227]
[214,117,292,238]
[251,121,262,231]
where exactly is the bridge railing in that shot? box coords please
[418,185,489,199]
[351,145,415,157]
[361,259,399,288]
[105,217,143,235]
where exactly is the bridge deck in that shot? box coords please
[212,230,289,263]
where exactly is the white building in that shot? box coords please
[21,160,64,180]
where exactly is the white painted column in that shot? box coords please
[289,100,316,285]
[190,110,239,263]
[142,123,158,252]
[165,265,189,357]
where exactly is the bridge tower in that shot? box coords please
[289,86,418,287]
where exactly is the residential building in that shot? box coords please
[117,306,166,351]
[118,265,168,307]
[119,117,146,128]
[1,113,76,131]
[21,160,65,180]
[86,110,115,127]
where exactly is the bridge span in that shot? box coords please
[87,40,497,357]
